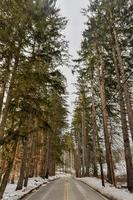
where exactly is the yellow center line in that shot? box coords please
[64,178,69,200]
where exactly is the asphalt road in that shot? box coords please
[23,177,108,200]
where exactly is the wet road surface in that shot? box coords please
[24,177,108,200]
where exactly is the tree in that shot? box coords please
[72,0,133,192]
[0,0,68,197]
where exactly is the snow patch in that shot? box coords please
[2,176,58,200]
[78,177,133,200]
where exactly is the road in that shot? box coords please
[23,177,108,200]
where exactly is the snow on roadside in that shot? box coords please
[56,172,71,178]
[78,177,133,200]
[2,176,58,200]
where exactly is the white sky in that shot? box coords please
[56,0,88,123]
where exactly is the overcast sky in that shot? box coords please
[56,0,88,123]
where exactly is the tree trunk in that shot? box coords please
[74,131,82,178]
[16,140,28,190]
[95,122,105,187]
[0,57,12,116]
[0,152,6,183]
[91,85,105,186]
[0,83,6,117]
[11,160,17,184]
[81,110,86,176]
[0,140,18,199]
[39,133,46,178]
[112,46,133,192]
[74,151,81,178]
[44,133,50,179]
[0,61,18,140]
[91,102,98,177]
[97,47,116,186]
[24,134,34,187]
[112,25,133,142]
[0,86,12,140]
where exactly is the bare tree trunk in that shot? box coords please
[11,160,17,184]
[39,132,46,178]
[0,151,6,183]
[97,47,116,186]
[81,110,86,176]
[74,151,81,178]
[91,84,105,186]
[44,133,50,179]
[95,120,105,187]
[16,140,28,190]
[85,127,90,177]
[0,83,6,116]
[32,134,38,177]
[0,87,12,140]
[91,102,98,177]
[111,25,133,141]
[98,147,105,187]
[74,130,82,178]
[0,58,19,140]
[0,58,12,115]
[49,154,56,176]
[81,105,88,177]
[0,140,18,199]
[112,46,133,192]
[24,134,34,187]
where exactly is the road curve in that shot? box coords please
[23,177,108,200]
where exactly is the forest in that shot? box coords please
[0,0,133,199]
[72,0,133,193]
[0,0,69,199]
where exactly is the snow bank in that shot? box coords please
[78,177,133,200]
[56,173,71,178]
[115,160,126,176]
[48,175,59,181]
[2,176,58,200]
